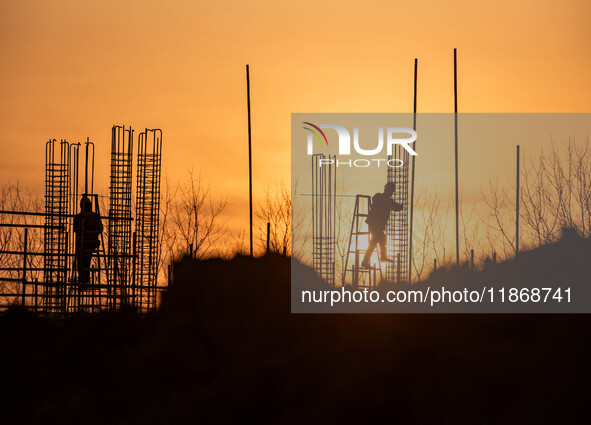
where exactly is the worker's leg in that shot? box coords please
[78,250,91,284]
[362,227,379,267]
[376,231,388,260]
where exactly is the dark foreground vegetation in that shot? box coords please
[1,248,589,424]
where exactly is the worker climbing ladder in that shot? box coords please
[342,195,382,288]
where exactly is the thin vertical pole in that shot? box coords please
[34,278,38,311]
[408,58,418,283]
[21,227,28,306]
[454,48,460,266]
[84,138,89,195]
[246,64,253,257]
[266,221,270,253]
[132,231,136,305]
[516,145,520,254]
[64,230,68,316]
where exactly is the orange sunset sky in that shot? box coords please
[1,0,590,238]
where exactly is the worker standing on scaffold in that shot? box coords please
[73,196,103,285]
[361,182,402,269]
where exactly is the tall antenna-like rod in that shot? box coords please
[516,145,520,254]
[85,137,89,195]
[454,48,460,266]
[246,64,253,257]
[408,58,418,283]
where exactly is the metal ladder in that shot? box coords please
[342,195,382,288]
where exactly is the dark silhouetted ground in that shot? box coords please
[1,245,590,423]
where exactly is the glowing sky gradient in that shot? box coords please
[1,0,590,237]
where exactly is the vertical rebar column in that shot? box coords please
[408,58,418,283]
[311,154,336,285]
[516,145,520,254]
[386,143,410,283]
[454,48,460,266]
[109,126,134,305]
[135,129,162,312]
[68,143,80,287]
[84,141,103,311]
[44,139,69,314]
[66,142,80,313]
[246,64,253,257]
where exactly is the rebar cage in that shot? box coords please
[135,129,162,312]
[311,154,336,285]
[43,139,71,312]
[386,146,410,283]
[108,126,134,302]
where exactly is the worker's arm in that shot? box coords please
[390,199,403,212]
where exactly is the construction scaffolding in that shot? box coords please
[311,154,336,285]
[135,129,162,312]
[386,146,410,283]
[0,126,164,317]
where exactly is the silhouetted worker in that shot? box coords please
[73,196,103,285]
[361,182,402,269]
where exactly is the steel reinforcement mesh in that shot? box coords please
[312,154,336,285]
[386,146,410,283]
[134,129,162,312]
[44,139,69,313]
[108,126,134,302]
